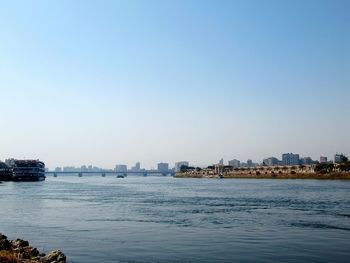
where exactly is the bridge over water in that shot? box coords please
[45,170,175,177]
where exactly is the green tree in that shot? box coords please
[315,163,334,173]
[341,155,349,163]
[339,161,350,172]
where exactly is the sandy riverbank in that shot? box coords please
[175,172,350,179]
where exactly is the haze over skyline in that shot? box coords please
[1,0,349,169]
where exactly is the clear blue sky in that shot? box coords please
[0,0,349,169]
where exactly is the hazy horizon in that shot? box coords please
[1,0,349,169]
[0,152,347,171]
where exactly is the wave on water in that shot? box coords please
[290,222,350,231]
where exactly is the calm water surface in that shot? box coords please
[0,176,349,262]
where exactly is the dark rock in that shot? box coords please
[1,233,67,263]
[11,238,29,248]
[0,234,11,250]
[13,247,24,254]
[22,250,31,259]
[31,247,40,257]
[44,250,67,263]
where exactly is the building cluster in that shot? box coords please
[46,153,348,173]
[225,153,347,168]
[228,159,256,168]
[52,161,189,173]
[54,165,114,173]
[115,161,188,173]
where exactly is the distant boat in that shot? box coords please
[116,175,125,178]
[12,160,46,181]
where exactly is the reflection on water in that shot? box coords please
[1,177,350,263]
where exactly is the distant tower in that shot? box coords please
[219,158,224,165]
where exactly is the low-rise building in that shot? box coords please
[263,157,279,166]
[320,156,328,163]
[175,161,189,172]
[300,157,314,165]
[282,153,300,165]
[228,159,240,168]
[131,162,141,171]
[157,163,169,172]
[334,153,347,163]
[115,164,127,173]
[247,159,253,167]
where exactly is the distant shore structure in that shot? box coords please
[176,153,349,179]
[175,161,189,172]
[2,152,348,176]
[0,159,46,181]
[176,162,350,179]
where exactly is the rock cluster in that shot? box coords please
[0,233,66,263]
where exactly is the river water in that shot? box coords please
[0,176,349,263]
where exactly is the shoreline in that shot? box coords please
[0,233,66,263]
[175,172,350,179]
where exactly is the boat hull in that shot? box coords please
[0,171,13,181]
[12,175,46,182]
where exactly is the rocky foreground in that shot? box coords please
[0,233,66,263]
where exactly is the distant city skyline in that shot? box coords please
[0,1,349,169]
[2,151,345,171]
[0,152,350,170]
